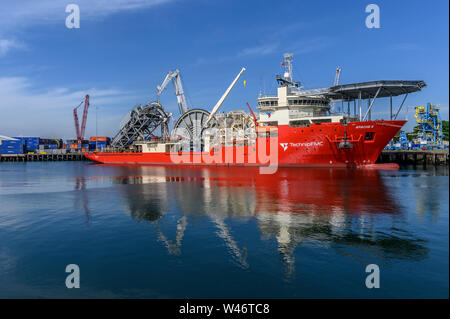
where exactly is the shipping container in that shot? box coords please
[90,136,110,142]
[0,140,22,146]
[0,139,24,154]
[0,147,24,154]
[13,137,40,152]
[0,148,22,152]
[38,138,63,148]
[89,143,107,150]
[89,142,107,147]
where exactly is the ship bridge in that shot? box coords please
[258,74,426,125]
[257,54,426,126]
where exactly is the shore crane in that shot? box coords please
[329,67,342,114]
[156,69,189,114]
[334,66,342,86]
[73,94,90,143]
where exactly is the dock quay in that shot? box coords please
[0,153,87,162]
[1,150,448,166]
[378,150,449,166]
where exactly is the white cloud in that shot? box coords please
[0,77,138,138]
[238,43,279,57]
[0,0,175,57]
[0,0,174,30]
[195,34,332,66]
[0,39,25,56]
[289,36,333,54]
[193,43,279,65]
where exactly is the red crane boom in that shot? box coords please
[246,102,258,126]
[73,94,90,143]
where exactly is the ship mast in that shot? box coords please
[276,53,300,88]
[283,53,294,84]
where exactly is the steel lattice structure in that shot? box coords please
[414,103,443,148]
[111,102,171,149]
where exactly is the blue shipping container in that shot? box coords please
[1,140,22,146]
[0,147,24,154]
[13,137,40,152]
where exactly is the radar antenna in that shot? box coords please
[276,53,300,88]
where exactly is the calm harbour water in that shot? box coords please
[0,162,448,298]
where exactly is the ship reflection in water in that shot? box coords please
[99,165,428,277]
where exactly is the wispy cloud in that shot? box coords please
[195,35,332,66]
[0,0,174,30]
[288,36,333,54]
[0,0,175,57]
[0,77,137,138]
[0,39,25,56]
[237,43,279,57]
[389,42,420,51]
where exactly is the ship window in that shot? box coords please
[264,121,278,127]
[290,120,310,128]
[311,119,332,124]
[365,132,376,141]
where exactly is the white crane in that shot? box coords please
[334,66,342,86]
[156,69,189,114]
[203,67,246,127]
[330,66,342,114]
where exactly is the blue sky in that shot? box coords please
[0,0,448,138]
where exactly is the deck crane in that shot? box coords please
[246,102,259,126]
[73,94,90,143]
[156,69,189,114]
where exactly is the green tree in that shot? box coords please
[443,120,449,141]
[405,126,420,141]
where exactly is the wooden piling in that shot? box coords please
[0,153,87,162]
[379,150,449,166]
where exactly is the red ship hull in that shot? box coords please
[85,120,405,168]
